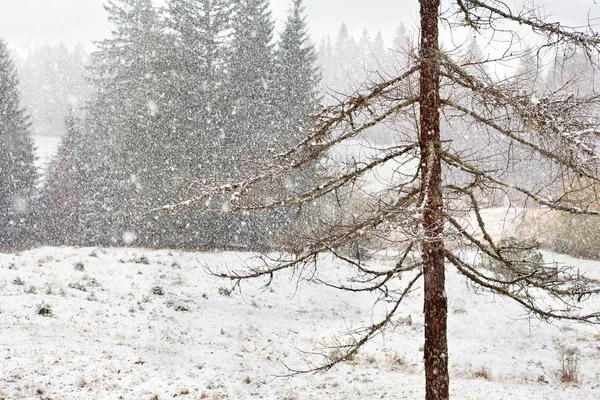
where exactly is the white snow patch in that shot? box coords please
[0,247,598,399]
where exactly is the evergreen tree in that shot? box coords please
[317,35,334,96]
[0,39,37,247]
[271,0,321,240]
[391,23,413,68]
[211,0,291,250]
[548,45,598,94]
[332,23,359,91]
[86,0,174,245]
[358,27,373,71]
[16,44,91,137]
[372,30,392,71]
[274,0,319,144]
[225,0,277,176]
[38,113,85,245]
[165,0,232,177]
[392,23,408,53]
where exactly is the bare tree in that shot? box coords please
[164,1,600,399]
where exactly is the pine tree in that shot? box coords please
[16,44,91,137]
[39,113,85,245]
[548,45,598,94]
[271,0,321,240]
[332,23,359,91]
[0,39,37,247]
[165,0,232,177]
[225,0,277,175]
[391,23,413,67]
[392,23,408,53]
[86,0,174,245]
[358,27,373,71]
[275,0,319,144]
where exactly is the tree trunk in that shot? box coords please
[418,0,449,399]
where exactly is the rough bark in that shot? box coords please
[418,0,449,399]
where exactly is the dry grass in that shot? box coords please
[555,341,580,384]
[473,366,492,380]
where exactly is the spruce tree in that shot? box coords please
[332,23,359,92]
[226,0,277,175]
[0,39,37,247]
[86,0,174,245]
[165,0,232,177]
[274,0,319,144]
[38,113,85,245]
[206,0,282,249]
[272,0,321,241]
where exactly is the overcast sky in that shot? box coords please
[0,0,598,55]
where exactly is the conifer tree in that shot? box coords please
[165,0,232,177]
[275,0,319,145]
[86,0,173,245]
[332,23,359,91]
[0,39,37,247]
[39,113,85,245]
[225,0,277,174]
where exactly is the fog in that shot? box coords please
[1,0,420,54]
[2,0,598,55]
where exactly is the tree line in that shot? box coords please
[1,0,321,250]
[1,0,597,253]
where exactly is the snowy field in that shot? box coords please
[1,247,600,399]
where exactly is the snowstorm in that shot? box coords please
[1,0,600,399]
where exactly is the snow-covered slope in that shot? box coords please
[0,247,599,399]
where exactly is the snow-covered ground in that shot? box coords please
[1,247,599,399]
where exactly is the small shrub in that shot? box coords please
[132,255,150,265]
[84,276,102,288]
[68,282,87,292]
[387,352,405,367]
[151,286,164,296]
[525,179,600,260]
[37,303,53,316]
[365,354,377,364]
[25,285,37,294]
[243,376,251,384]
[556,341,580,384]
[218,287,231,297]
[86,292,98,302]
[89,250,98,258]
[8,263,17,270]
[174,304,190,312]
[473,366,492,380]
[74,262,85,271]
[12,277,24,286]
